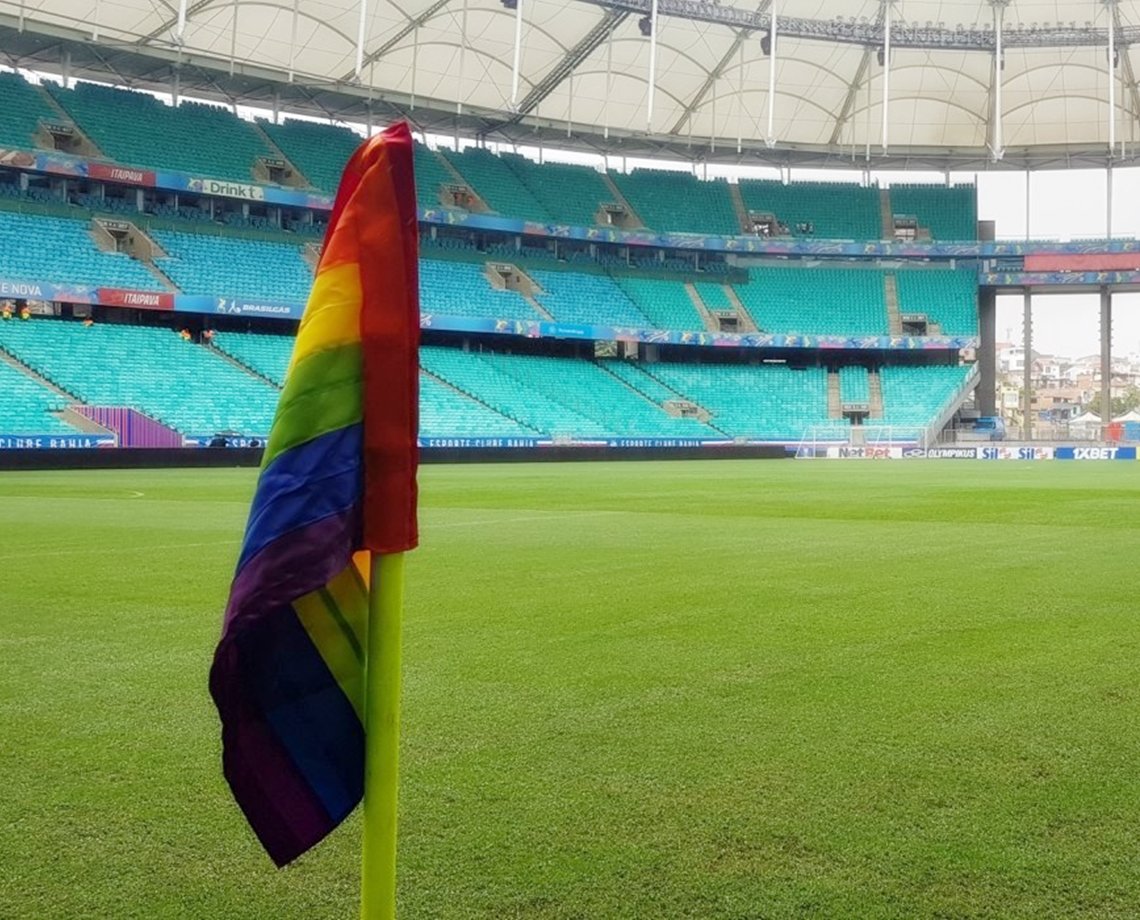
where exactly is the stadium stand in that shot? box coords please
[889,184,977,240]
[419,260,541,321]
[46,81,275,183]
[151,230,311,301]
[0,357,80,434]
[733,268,889,336]
[419,371,539,439]
[258,118,359,193]
[693,282,734,312]
[213,331,293,385]
[530,269,650,327]
[838,366,871,405]
[878,365,973,433]
[641,363,835,441]
[501,155,612,227]
[440,147,551,222]
[0,210,160,289]
[613,277,705,330]
[895,270,979,336]
[0,319,279,434]
[414,143,461,209]
[0,71,59,149]
[737,180,881,240]
[608,169,740,236]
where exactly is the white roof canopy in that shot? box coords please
[3,0,1140,169]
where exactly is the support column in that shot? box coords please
[1101,286,1113,429]
[977,288,997,416]
[1022,290,1032,439]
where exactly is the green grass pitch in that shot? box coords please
[3,460,1140,919]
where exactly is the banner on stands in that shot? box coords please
[824,446,906,459]
[977,446,1055,460]
[1054,446,1136,460]
[417,437,544,449]
[0,434,116,449]
[97,288,175,311]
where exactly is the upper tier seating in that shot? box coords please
[419,260,540,321]
[0,72,58,150]
[642,362,835,441]
[152,230,311,301]
[878,365,973,435]
[530,270,650,327]
[890,185,977,240]
[838,366,871,404]
[213,331,293,385]
[0,356,80,434]
[502,155,612,227]
[608,169,740,236]
[0,210,159,289]
[694,282,734,312]
[734,268,889,336]
[738,180,881,240]
[258,119,359,193]
[0,319,279,434]
[441,147,551,223]
[414,143,461,210]
[615,277,706,330]
[419,372,539,439]
[47,81,275,183]
[895,270,978,337]
[480,352,717,439]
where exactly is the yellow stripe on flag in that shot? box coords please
[290,262,364,373]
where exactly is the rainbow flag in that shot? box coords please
[209,122,419,866]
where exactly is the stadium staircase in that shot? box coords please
[884,273,903,335]
[868,370,884,418]
[827,371,842,419]
[599,174,644,228]
[722,285,759,332]
[0,347,90,435]
[682,283,720,331]
[728,183,752,234]
[207,341,281,387]
[879,188,894,239]
[302,242,321,271]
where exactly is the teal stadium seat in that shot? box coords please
[413,143,461,210]
[0,319,280,435]
[258,119,360,193]
[151,230,311,301]
[895,270,979,337]
[419,372,539,439]
[0,357,81,434]
[616,277,705,330]
[734,268,889,336]
[419,260,541,321]
[878,365,973,437]
[0,72,59,149]
[838,366,871,404]
[530,270,650,328]
[889,185,977,240]
[738,180,881,239]
[693,282,734,312]
[609,169,740,235]
[213,331,294,385]
[0,211,159,289]
[47,81,275,183]
[441,147,551,223]
[501,155,612,226]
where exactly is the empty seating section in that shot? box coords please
[735,269,888,336]
[838,366,870,404]
[414,144,459,209]
[480,352,716,439]
[419,372,537,439]
[419,260,540,321]
[600,360,697,409]
[152,230,311,301]
[47,82,274,182]
[0,211,158,289]
[213,331,293,385]
[0,72,57,149]
[503,156,611,226]
[738,181,881,240]
[616,277,704,330]
[609,169,740,235]
[643,363,835,441]
[420,347,611,438]
[0,357,79,434]
[441,148,550,222]
[890,185,976,240]
[879,365,972,435]
[531,270,650,327]
[895,270,978,336]
[258,119,359,193]
[694,282,734,311]
[0,319,279,434]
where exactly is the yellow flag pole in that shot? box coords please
[361,551,405,919]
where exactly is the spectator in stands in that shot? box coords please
[179,328,192,342]
[1,301,11,321]
[18,305,30,321]
[82,316,95,328]
[202,328,215,344]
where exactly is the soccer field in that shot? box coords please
[3,460,1140,919]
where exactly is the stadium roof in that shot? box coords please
[3,0,1140,170]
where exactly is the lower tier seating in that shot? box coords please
[0,356,81,434]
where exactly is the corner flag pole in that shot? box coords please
[361,552,406,919]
